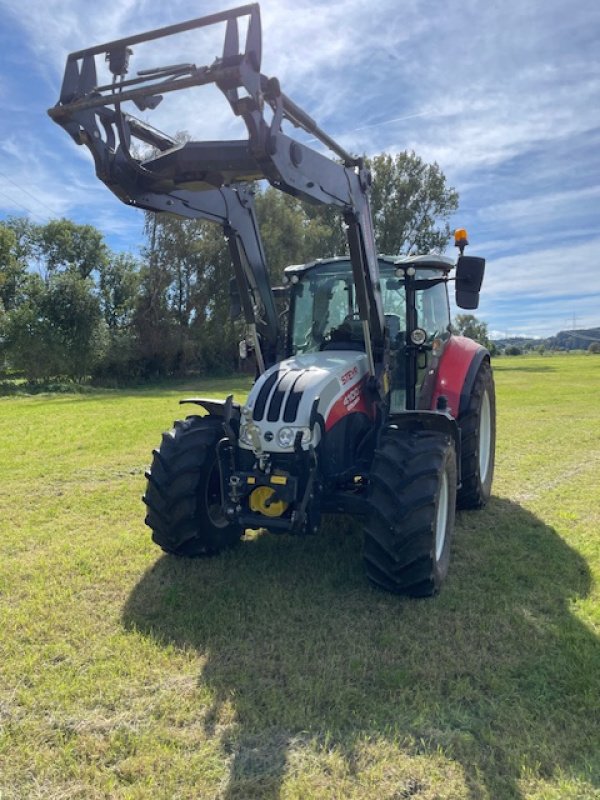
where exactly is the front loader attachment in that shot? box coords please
[50,5,269,198]
[48,3,385,374]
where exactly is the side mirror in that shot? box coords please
[455,256,485,310]
[229,277,242,319]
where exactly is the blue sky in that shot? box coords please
[1,0,599,337]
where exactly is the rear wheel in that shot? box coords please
[143,415,242,556]
[457,360,496,509]
[364,429,457,597]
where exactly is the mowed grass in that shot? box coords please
[0,357,599,800]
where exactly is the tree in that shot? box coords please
[454,314,491,349]
[91,253,140,379]
[1,274,64,380]
[2,217,38,263]
[2,269,104,381]
[98,253,140,331]
[300,200,347,261]
[255,189,346,280]
[43,271,104,380]
[134,212,237,376]
[368,151,459,255]
[0,224,28,312]
[1,219,109,380]
[255,190,314,280]
[38,218,109,279]
[134,260,179,378]
[588,342,600,354]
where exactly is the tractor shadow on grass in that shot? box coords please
[123,498,599,799]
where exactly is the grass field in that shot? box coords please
[0,354,599,799]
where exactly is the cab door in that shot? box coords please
[415,274,452,409]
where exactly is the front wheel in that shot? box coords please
[457,360,496,509]
[364,429,457,597]
[143,415,242,556]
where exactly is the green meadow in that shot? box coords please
[1,355,599,799]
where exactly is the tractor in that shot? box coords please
[48,4,495,596]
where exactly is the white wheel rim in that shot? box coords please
[207,500,229,528]
[435,470,449,562]
[479,389,492,484]
[206,464,229,529]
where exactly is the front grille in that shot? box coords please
[253,369,281,421]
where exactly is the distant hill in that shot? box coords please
[494,336,541,349]
[491,328,600,352]
[545,328,600,351]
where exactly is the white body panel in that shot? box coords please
[240,351,372,453]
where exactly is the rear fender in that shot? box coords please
[431,336,489,419]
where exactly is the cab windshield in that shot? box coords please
[289,260,450,355]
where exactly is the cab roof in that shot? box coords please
[283,254,455,278]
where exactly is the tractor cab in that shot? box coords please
[284,255,454,412]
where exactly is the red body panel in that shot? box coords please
[431,335,484,418]
[324,375,374,431]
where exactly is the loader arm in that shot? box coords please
[47,3,385,376]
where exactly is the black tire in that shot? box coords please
[457,360,496,509]
[143,415,242,556]
[364,429,457,597]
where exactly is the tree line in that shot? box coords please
[0,152,458,383]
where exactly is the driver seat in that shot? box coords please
[320,317,365,351]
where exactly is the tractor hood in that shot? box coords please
[239,351,373,453]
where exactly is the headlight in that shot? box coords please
[239,425,253,445]
[277,427,295,448]
[277,426,311,448]
[410,327,427,346]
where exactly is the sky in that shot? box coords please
[0,0,599,338]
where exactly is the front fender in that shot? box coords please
[386,410,461,481]
[431,336,489,419]
[179,395,241,422]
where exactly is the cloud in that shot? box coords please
[6,0,597,171]
[0,0,143,73]
[468,237,600,336]
[481,295,600,337]
[482,238,600,299]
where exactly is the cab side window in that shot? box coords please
[416,274,450,340]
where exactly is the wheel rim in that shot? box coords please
[479,389,492,484]
[206,464,229,529]
[435,470,449,562]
